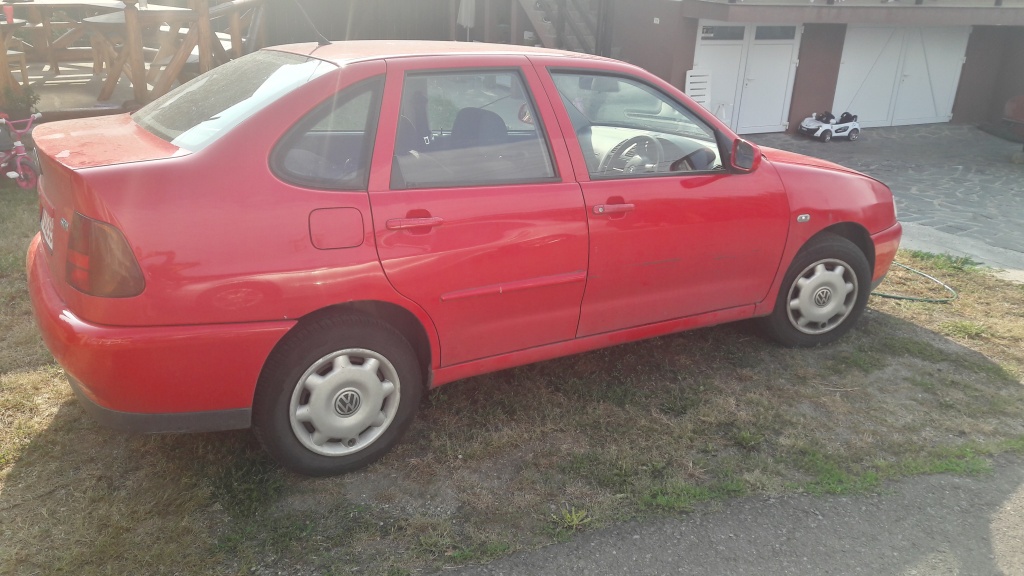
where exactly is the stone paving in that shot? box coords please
[751,124,1024,274]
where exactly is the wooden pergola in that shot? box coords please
[89,0,266,103]
[0,0,266,109]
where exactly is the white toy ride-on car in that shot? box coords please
[798,111,860,143]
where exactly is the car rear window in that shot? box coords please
[133,51,335,152]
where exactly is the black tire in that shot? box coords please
[820,130,832,143]
[15,159,38,190]
[253,314,422,476]
[760,234,871,348]
[848,128,860,142]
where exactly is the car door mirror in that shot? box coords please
[731,139,761,173]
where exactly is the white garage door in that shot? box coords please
[833,26,971,128]
[693,22,802,134]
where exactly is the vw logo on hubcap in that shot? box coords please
[813,287,833,307]
[334,389,361,417]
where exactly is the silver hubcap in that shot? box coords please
[289,348,400,457]
[786,258,858,335]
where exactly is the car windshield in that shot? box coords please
[133,51,335,151]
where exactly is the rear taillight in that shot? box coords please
[66,213,145,298]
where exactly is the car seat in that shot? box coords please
[839,112,858,124]
[450,108,508,148]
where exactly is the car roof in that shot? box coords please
[266,40,612,66]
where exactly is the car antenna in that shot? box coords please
[290,0,332,46]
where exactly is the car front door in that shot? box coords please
[538,66,790,337]
[368,56,588,366]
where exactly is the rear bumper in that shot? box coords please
[870,222,903,289]
[27,235,293,429]
[68,375,252,433]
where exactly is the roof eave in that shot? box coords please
[680,0,1024,26]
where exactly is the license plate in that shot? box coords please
[40,209,54,252]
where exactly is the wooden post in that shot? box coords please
[510,0,521,45]
[0,43,16,99]
[483,0,493,43]
[28,7,63,75]
[190,0,213,73]
[0,22,24,99]
[153,27,198,98]
[450,0,458,41]
[229,11,243,57]
[122,0,149,104]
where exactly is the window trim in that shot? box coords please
[390,67,561,190]
[547,67,726,180]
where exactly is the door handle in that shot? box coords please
[386,216,445,230]
[593,203,635,215]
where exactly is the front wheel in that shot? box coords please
[253,315,423,476]
[15,158,38,190]
[759,234,870,347]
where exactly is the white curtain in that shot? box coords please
[457,0,476,30]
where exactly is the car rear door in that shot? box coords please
[367,55,588,366]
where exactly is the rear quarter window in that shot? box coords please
[271,77,385,191]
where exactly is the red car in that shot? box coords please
[27,41,901,476]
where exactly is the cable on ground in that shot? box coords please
[871,261,958,303]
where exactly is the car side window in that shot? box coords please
[391,70,556,189]
[271,76,384,191]
[550,71,723,179]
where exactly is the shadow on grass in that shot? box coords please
[1,309,1022,575]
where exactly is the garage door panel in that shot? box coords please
[893,29,937,122]
[836,26,970,128]
[833,27,902,128]
[695,21,801,133]
[738,43,798,133]
[892,27,970,125]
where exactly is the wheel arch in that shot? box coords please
[754,220,874,318]
[814,222,875,274]
[262,301,436,392]
[757,227,873,347]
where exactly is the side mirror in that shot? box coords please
[731,139,761,173]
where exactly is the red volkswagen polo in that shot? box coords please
[27,41,901,476]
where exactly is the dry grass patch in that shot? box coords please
[2,181,1023,575]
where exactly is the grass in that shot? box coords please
[2,181,1024,575]
[901,250,981,273]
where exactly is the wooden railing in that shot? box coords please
[517,0,598,54]
[94,0,266,103]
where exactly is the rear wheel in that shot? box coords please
[760,234,870,347]
[253,314,422,476]
[820,130,832,143]
[848,128,860,142]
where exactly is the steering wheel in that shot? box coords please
[598,135,663,175]
[669,147,716,172]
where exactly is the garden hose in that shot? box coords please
[871,262,959,303]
